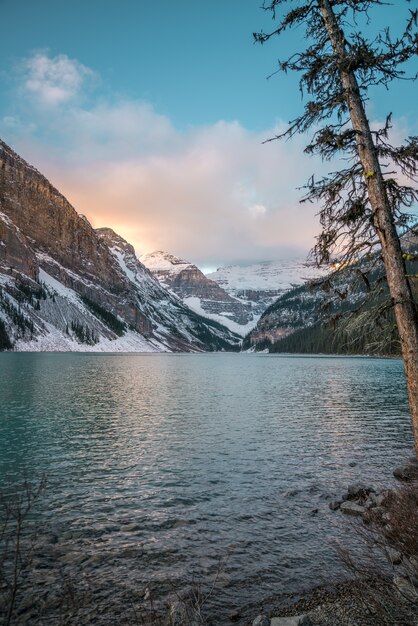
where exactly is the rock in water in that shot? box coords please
[270,616,312,626]
[393,462,418,482]
[340,501,366,516]
[329,500,341,511]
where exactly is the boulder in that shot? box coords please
[229,609,241,621]
[393,575,418,603]
[340,501,366,516]
[253,615,270,626]
[346,484,374,500]
[270,616,312,626]
[329,501,341,511]
[393,462,418,482]
[386,547,402,565]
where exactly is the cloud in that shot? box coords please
[42,114,322,265]
[3,52,326,266]
[22,52,94,106]
[248,204,267,220]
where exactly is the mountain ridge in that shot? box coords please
[141,250,256,335]
[244,229,418,355]
[0,139,241,352]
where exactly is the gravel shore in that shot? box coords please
[261,576,417,625]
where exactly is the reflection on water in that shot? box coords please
[0,353,413,619]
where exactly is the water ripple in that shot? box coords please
[0,353,414,621]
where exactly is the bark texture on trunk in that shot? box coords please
[319,0,418,456]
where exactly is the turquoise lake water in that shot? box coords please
[0,353,413,621]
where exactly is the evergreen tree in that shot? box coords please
[255,1,418,455]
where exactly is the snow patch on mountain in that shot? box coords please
[183,296,260,337]
[140,251,192,282]
[141,250,256,333]
[39,267,81,305]
[207,260,321,293]
[110,247,137,283]
[14,324,158,353]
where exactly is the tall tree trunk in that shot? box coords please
[319,0,418,457]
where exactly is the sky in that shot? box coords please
[1,0,417,270]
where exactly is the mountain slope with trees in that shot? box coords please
[244,227,418,355]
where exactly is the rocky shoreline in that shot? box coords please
[247,577,414,626]
[245,459,418,626]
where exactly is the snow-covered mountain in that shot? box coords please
[0,140,241,352]
[141,251,257,336]
[140,251,192,280]
[207,260,322,316]
[140,253,324,337]
[243,229,418,354]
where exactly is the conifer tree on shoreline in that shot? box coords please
[255,0,418,455]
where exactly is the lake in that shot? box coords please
[0,353,414,623]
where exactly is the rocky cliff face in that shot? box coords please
[0,142,120,287]
[141,251,255,334]
[141,251,229,299]
[0,211,38,279]
[0,139,241,352]
[0,139,151,335]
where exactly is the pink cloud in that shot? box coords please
[43,120,322,265]
[6,53,330,266]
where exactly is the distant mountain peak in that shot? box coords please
[141,250,256,335]
[141,250,193,273]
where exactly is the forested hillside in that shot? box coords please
[244,227,418,356]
